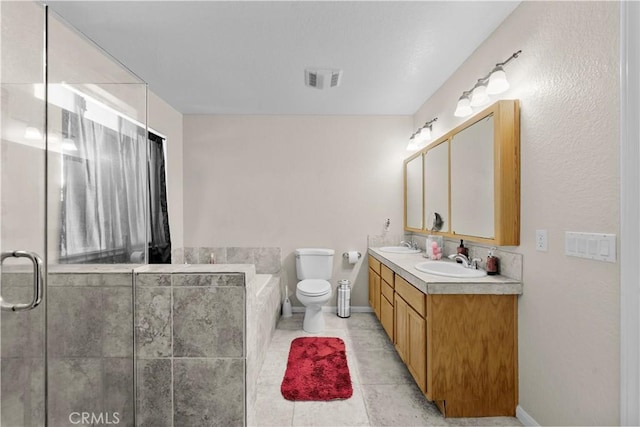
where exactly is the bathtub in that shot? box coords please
[246,273,282,426]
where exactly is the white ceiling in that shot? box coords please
[47,1,520,115]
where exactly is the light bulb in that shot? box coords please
[406,139,421,151]
[406,133,418,151]
[470,83,490,107]
[421,126,432,142]
[454,95,473,117]
[487,66,509,94]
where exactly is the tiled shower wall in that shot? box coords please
[1,272,45,427]
[1,268,136,427]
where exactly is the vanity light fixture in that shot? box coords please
[454,50,521,117]
[406,118,438,151]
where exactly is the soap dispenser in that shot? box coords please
[486,248,499,275]
[456,240,468,263]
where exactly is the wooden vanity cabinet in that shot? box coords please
[427,294,518,417]
[368,256,381,318]
[394,276,427,394]
[368,253,519,418]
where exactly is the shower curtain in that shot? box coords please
[147,132,171,263]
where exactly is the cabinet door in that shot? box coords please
[407,305,427,393]
[394,294,408,363]
[380,294,394,342]
[369,269,381,318]
[373,274,381,319]
[368,268,375,308]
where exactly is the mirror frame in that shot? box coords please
[403,99,520,246]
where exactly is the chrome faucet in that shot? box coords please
[400,240,418,250]
[448,253,470,267]
[448,253,482,269]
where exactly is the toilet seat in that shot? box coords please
[297,279,331,296]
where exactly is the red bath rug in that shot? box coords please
[281,337,353,401]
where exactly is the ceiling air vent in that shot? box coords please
[304,68,342,90]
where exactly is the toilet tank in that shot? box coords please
[295,248,335,280]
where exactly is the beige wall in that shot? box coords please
[413,2,620,425]
[149,91,184,251]
[183,115,411,306]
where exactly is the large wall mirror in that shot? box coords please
[403,100,520,246]
[424,140,449,233]
[405,154,423,230]
[451,115,494,238]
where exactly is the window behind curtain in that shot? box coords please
[60,102,171,264]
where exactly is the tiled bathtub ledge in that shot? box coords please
[2,263,258,287]
[134,263,257,285]
[368,248,522,295]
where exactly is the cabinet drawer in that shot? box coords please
[395,275,426,317]
[381,279,394,303]
[368,255,381,275]
[381,264,394,286]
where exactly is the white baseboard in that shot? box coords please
[516,405,540,426]
[291,306,373,313]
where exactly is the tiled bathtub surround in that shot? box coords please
[246,275,282,427]
[134,264,252,427]
[134,264,281,427]
[174,246,282,274]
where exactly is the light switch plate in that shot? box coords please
[565,232,616,262]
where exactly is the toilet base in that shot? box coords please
[302,305,325,333]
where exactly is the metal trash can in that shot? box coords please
[337,279,351,318]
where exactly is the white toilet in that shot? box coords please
[295,248,334,333]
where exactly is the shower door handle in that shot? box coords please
[0,251,43,312]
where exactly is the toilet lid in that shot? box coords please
[297,279,331,296]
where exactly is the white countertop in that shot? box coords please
[368,248,522,295]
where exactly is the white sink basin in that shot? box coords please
[415,261,487,278]
[378,246,421,254]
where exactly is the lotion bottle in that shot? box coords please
[486,248,499,275]
[456,240,468,263]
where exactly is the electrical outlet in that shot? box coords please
[536,229,548,251]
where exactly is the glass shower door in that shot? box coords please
[1,3,147,426]
[0,2,47,426]
[45,6,147,427]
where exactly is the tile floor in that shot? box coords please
[253,312,522,427]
